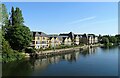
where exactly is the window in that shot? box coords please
[36,41,40,44]
[38,46,39,48]
[32,41,35,44]
[37,37,40,40]
[42,41,46,44]
[43,37,45,40]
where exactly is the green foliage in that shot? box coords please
[115,34,120,44]
[108,36,117,43]
[0,4,9,26]
[100,35,120,46]
[2,36,25,63]
[11,7,24,26]
[100,35,120,47]
[25,48,35,53]
[1,4,31,62]
[6,25,32,51]
[2,50,25,63]
[5,7,32,51]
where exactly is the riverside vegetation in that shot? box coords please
[1,4,32,63]
[1,4,120,63]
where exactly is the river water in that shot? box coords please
[2,46,119,76]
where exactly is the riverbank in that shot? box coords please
[28,44,103,58]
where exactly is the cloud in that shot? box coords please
[66,16,96,25]
[90,18,117,24]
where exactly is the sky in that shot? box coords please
[3,2,118,35]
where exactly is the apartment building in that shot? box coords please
[48,35,63,47]
[31,31,49,49]
[30,31,98,49]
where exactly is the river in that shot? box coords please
[2,46,119,76]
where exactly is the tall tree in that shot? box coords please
[11,7,15,26]
[0,4,14,62]
[101,37,109,45]
[109,36,117,43]
[10,7,24,26]
[6,7,32,51]
[14,7,24,25]
[1,4,9,37]
[1,4,8,26]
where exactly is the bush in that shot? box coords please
[25,48,35,53]
[2,50,25,63]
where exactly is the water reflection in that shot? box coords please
[100,46,118,53]
[80,47,97,57]
[2,46,117,76]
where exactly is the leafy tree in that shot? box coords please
[1,4,29,62]
[2,35,13,54]
[109,36,117,43]
[1,4,9,37]
[5,7,32,51]
[102,37,109,45]
[0,4,9,26]
[0,4,12,57]
[10,7,24,26]
[115,34,120,44]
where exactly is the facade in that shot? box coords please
[79,34,88,44]
[31,31,49,49]
[79,34,98,45]
[88,34,98,44]
[48,35,62,48]
[74,35,80,45]
[30,31,98,49]
[59,32,74,45]
[94,36,98,44]
[88,34,94,44]
[59,36,72,45]
[64,37,72,45]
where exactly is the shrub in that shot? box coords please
[25,48,35,53]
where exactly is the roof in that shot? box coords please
[59,32,74,39]
[48,35,63,41]
[31,31,48,37]
[59,34,69,36]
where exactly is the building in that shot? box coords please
[79,34,98,45]
[30,31,49,49]
[59,36,72,45]
[74,34,81,45]
[94,36,98,44]
[59,32,74,45]
[30,31,98,49]
[88,34,98,44]
[48,35,63,48]
[79,34,88,45]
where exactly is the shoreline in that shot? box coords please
[26,44,103,58]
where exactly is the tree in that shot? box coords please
[0,4,9,37]
[8,25,32,50]
[0,4,9,26]
[115,34,120,44]
[109,36,117,43]
[102,37,109,45]
[10,7,24,26]
[5,7,32,51]
[2,36,13,54]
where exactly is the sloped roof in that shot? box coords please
[48,35,63,41]
[31,31,48,37]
